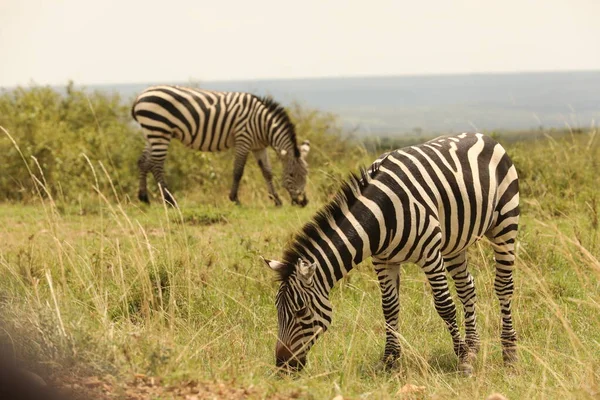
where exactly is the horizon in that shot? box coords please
[2,69,598,91]
[3,70,598,136]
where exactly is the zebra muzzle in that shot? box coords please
[275,356,306,372]
[275,342,306,372]
[291,196,308,207]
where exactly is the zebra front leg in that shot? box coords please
[445,251,480,356]
[374,260,402,369]
[148,138,176,206]
[229,147,249,205]
[422,249,471,374]
[252,148,282,206]
[137,146,151,204]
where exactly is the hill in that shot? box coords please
[87,70,600,135]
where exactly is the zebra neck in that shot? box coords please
[266,120,297,156]
[303,199,381,293]
[269,134,297,156]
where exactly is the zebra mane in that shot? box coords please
[275,166,377,282]
[258,96,300,158]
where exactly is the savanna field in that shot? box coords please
[1,86,599,399]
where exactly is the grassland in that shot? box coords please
[1,85,599,399]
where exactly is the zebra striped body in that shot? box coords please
[264,133,519,372]
[132,85,310,206]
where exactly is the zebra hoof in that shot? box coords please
[228,193,241,205]
[458,350,476,376]
[163,194,177,207]
[384,359,400,371]
[381,351,401,371]
[138,192,150,204]
[273,197,282,207]
[501,335,518,365]
[459,361,474,376]
[502,348,518,365]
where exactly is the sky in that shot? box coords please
[1,0,599,87]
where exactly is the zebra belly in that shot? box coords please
[376,208,495,266]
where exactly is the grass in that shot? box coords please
[1,151,599,399]
[1,86,599,399]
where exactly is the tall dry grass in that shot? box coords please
[0,85,599,398]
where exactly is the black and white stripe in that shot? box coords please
[131,85,310,206]
[264,133,520,372]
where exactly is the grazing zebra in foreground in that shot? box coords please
[263,133,520,373]
[131,85,310,206]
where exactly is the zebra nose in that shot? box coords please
[276,341,293,363]
[275,342,305,371]
[292,195,308,207]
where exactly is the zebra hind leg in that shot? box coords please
[423,249,472,374]
[156,180,176,207]
[374,260,402,369]
[148,151,176,206]
[229,147,249,205]
[137,147,151,204]
[149,164,176,206]
[486,232,519,365]
[159,183,176,207]
[445,251,480,357]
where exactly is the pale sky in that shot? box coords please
[1,0,599,87]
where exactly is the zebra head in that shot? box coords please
[263,257,331,372]
[281,140,310,207]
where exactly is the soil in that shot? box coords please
[46,373,301,400]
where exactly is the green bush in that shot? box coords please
[0,83,142,201]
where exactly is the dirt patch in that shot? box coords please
[46,374,300,400]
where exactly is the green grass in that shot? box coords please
[1,194,599,399]
[1,86,599,399]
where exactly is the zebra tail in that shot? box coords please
[131,103,137,122]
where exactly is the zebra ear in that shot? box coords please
[298,259,316,284]
[300,140,310,159]
[262,256,286,272]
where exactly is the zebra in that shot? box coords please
[262,132,519,373]
[131,85,310,206]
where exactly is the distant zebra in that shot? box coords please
[263,133,519,373]
[131,85,310,206]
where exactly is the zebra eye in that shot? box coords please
[295,307,308,318]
